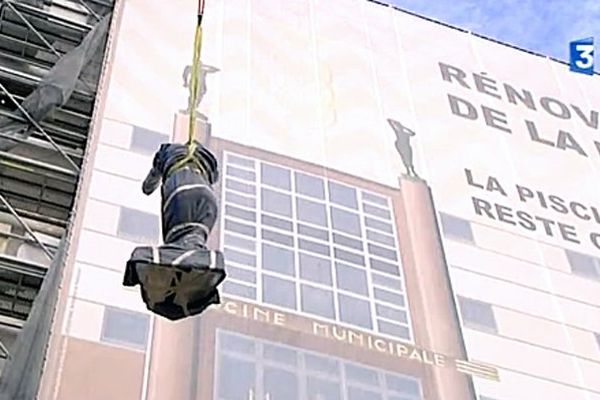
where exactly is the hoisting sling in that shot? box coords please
[165,0,207,178]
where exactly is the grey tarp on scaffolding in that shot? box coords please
[0,12,111,152]
[0,11,112,400]
[0,238,66,400]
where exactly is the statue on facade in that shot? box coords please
[387,118,418,178]
[181,63,219,120]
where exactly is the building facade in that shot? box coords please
[20,0,600,399]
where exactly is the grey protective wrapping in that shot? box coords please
[0,12,111,399]
[0,239,66,400]
[0,13,111,151]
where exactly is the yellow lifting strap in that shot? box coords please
[167,0,208,178]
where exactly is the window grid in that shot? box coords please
[220,151,413,342]
[221,154,259,300]
[215,330,423,400]
[373,195,414,340]
[323,168,342,321]
[289,163,302,313]
[359,190,381,335]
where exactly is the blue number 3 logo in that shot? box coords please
[570,38,594,75]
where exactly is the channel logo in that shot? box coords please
[569,37,594,75]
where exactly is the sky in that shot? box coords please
[387,0,600,72]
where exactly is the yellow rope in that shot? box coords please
[166,14,206,178]
[187,23,203,147]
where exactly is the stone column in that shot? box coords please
[396,175,476,400]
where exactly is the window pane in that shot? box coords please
[366,230,396,247]
[217,355,255,400]
[227,265,256,283]
[101,307,150,349]
[332,233,363,251]
[328,181,358,209]
[227,154,254,169]
[440,213,474,242]
[130,126,169,155]
[364,217,393,234]
[334,248,365,266]
[262,214,293,231]
[262,188,292,217]
[371,273,403,290]
[297,198,328,227]
[299,239,330,256]
[226,165,256,181]
[263,275,296,309]
[331,207,361,236]
[263,344,297,365]
[299,253,332,285]
[345,364,379,386]
[223,281,256,299]
[224,248,256,267]
[227,153,255,169]
[338,294,372,329]
[363,203,391,220]
[262,244,295,276]
[378,320,410,339]
[565,250,599,280]
[368,244,397,261]
[307,376,341,400]
[261,163,291,190]
[458,296,498,332]
[298,224,329,241]
[225,205,256,222]
[295,172,325,199]
[117,207,160,243]
[385,374,421,396]
[225,191,256,208]
[347,387,382,400]
[304,354,340,376]
[370,258,400,276]
[224,234,255,252]
[262,229,294,247]
[336,263,368,295]
[226,178,255,195]
[362,191,388,207]
[301,285,335,318]
[219,332,255,354]
[376,304,407,323]
[264,367,298,400]
[225,219,256,237]
[374,288,405,307]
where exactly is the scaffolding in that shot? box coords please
[0,0,114,372]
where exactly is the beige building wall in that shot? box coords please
[35,0,600,399]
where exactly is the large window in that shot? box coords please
[215,330,423,400]
[130,125,170,155]
[439,213,474,243]
[100,306,150,350]
[220,152,413,342]
[457,296,498,333]
[565,249,600,281]
[117,207,160,244]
